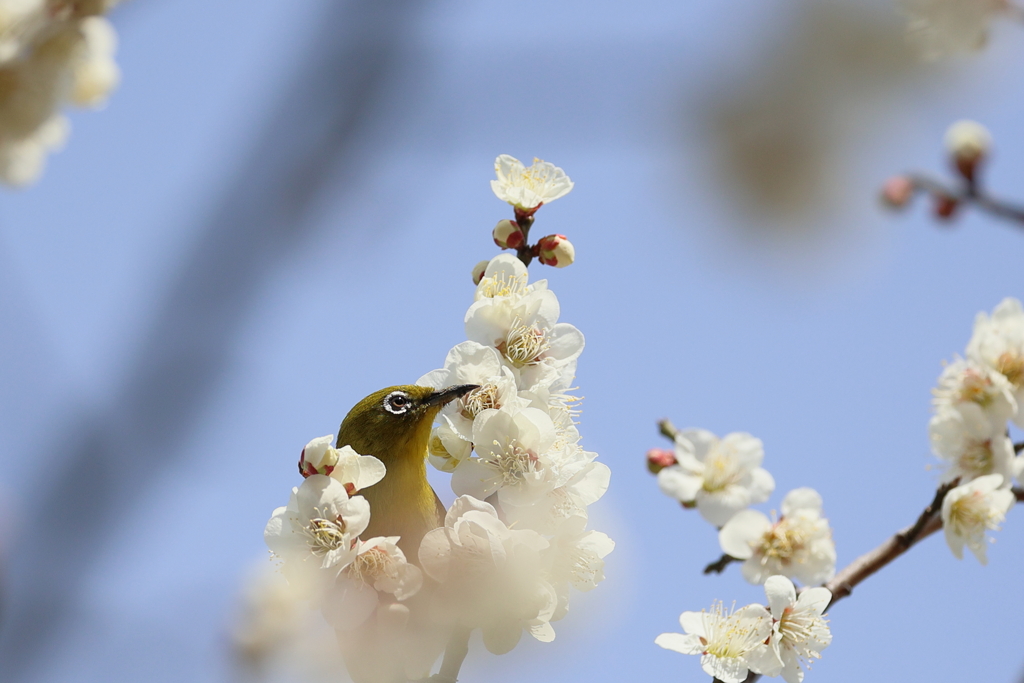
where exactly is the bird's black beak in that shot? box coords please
[425,384,479,407]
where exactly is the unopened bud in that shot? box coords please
[933,193,959,220]
[646,448,677,474]
[880,176,914,209]
[298,435,339,478]
[471,259,489,285]
[492,219,525,250]
[944,120,991,182]
[535,234,575,268]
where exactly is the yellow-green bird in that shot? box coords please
[334,384,477,683]
[336,383,477,561]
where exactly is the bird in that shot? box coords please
[333,383,477,683]
[335,383,477,561]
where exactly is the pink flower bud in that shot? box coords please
[647,448,677,474]
[535,234,575,268]
[880,176,914,209]
[934,193,958,221]
[298,437,339,478]
[471,259,489,285]
[492,219,525,250]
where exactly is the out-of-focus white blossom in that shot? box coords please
[931,357,1015,433]
[264,475,370,593]
[0,2,126,185]
[465,255,584,391]
[718,488,835,586]
[536,233,575,268]
[657,429,775,526]
[901,0,1008,59]
[419,496,558,654]
[928,406,1016,484]
[944,120,991,164]
[656,602,773,683]
[748,576,832,683]
[323,536,423,631]
[491,154,573,212]
[942,473,1014,564]
[967,297,1024,426]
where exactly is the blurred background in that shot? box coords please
[1,0,1023,681]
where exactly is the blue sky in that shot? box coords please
[1,1,1023,682]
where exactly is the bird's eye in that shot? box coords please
[384,391,411,415]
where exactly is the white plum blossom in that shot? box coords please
[0,5,125,185]
[656,602,773,683]
[451,406,558,507]
[942,473,1014,564]
[719,488,835,586]
[322,536,423,631]
[491,154,574,212]
[931,357,1016,433]
[748,576,832,683]
[464,257,584,392]
[264,475,370,593]
[901,0,1009,59]
[419,496,558,654]
[657,429,775,526]
[546,515,614,620]
[298,436,386,493]
[928,406,1016,484]
[967,297,1024,426]
[415,339,528,462]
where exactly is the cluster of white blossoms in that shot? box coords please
[264,439,425,629]
[657,575,832,683]
[930,297,1023,563]
[900,0,1010,60]
[0,0,124,185]
[417,252,613,653]
[655,431,836,588]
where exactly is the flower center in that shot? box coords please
[956,368,995,406]
[758,519,807,563]
[462,384,501,418]
[489,438,540,486]
[958,441,994,478]
[347,547,394,584]
[499,318,549,367]
[997,351,1024,386]
[701,450,744,493]
[700,602,767,659]
[303,514,347,556]
[948,490,1005,537]
[778,608,828,665]
[478,273,526,299]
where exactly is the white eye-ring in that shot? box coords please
[383,391,412,415]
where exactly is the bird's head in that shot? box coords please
[336,384,478,464]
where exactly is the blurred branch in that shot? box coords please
[903,173,1024,225]
[0,2,429,678]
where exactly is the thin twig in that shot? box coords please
[824,480,956,608]
[658,418,680,441]
[907,173,1024,225]
[433,626,472,683]
[703,554,740,575]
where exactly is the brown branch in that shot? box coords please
[703,554,740,575]
[1014,487,1023,502]
[906,173,1024,225]
[824,480,957,608]
[1014,441,1024,454]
